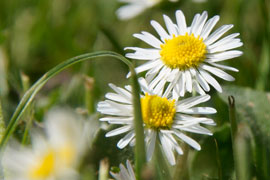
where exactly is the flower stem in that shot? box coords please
[131,72,146,179]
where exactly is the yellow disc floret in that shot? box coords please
[29,150,55,179]
[160,33,207,70]
[141,93,176,129]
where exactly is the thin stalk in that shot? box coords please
[214,138,222,180]
[84,76,95,114]
[20,72,33,145]
[228,96,239,179]
[98,158,109,180]
[0,100,4,142]
[228,96,237,140]
[131,72,146,179]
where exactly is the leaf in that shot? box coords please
[218,85,270,142]
[218,85,270,179]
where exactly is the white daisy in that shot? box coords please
[116,0,178,20]
[2,109,90,180]
[125,10,243,97]
[110,160,135,180]
[97,78,216,165]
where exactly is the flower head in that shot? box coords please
[97,78,216,165]
[116,0,178,20]
[126,10,243,97]
[2,109,91,180]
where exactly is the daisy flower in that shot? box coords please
[97,78,216,165]
[110,160,135,180]
[125,10,243,97]
[116,0,178,20]
[2,109,90,180]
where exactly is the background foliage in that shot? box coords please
[0,0,269,179]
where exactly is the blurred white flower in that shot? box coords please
[97,78,216,165]
[125,10,243,97]
[2,109,93,180]
[116,0,178,20]
[110,160,135,180]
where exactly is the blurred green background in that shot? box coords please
[0,0,269,179]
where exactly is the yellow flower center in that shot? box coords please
[141,93,176,129]
[58,144,75,166]
[29,150,55,179]
[160,33,207,70]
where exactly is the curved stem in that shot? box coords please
[0,51,146,178]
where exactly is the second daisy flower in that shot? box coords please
[126,10,243,97]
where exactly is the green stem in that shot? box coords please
[228,96,239,179]
[0,100,5,142]
[228,96,237,140]
[131,73,146,179]
[214,138,222,180]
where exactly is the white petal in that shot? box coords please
[179,72,186,96]
[117,131,135,149]
[119,163,132,180]
[185,70,192,93]
[198,68,222,92]
[163,15,178,36]
[125,49,160,60]
[204,24,234,45]
[163,71,181,97]
[180,126,212,135]
[146,131,156,161]
[209,41,243,53]
[133,32,162,49]
[106,126,133,137]
[126,160,136,180]
[149,66,169,89]
[189,13,200,34]
[174,114,215,125]
[163,133,183,155]
[105,100,132,112]
[134,60,161,74]
[100,116,132,122]
[145,61,164,82]
[200,15,220,39]
[207,33,240,50]
[173,130,201,150]
[208,62,239,72]
[193,80,206,95]
[176,94,210,111]
[151,20,170,41]
[159,133,176,165]
[176,10,187,35]
[153,78,166,96]
[195,70,210,91]
[206,50,243,62]
[179,107,217,114]
[201,64,235,81]
[116,4,145,20]
[194,11,208,37]
[105,93,131,104]
[109,83,132,100]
